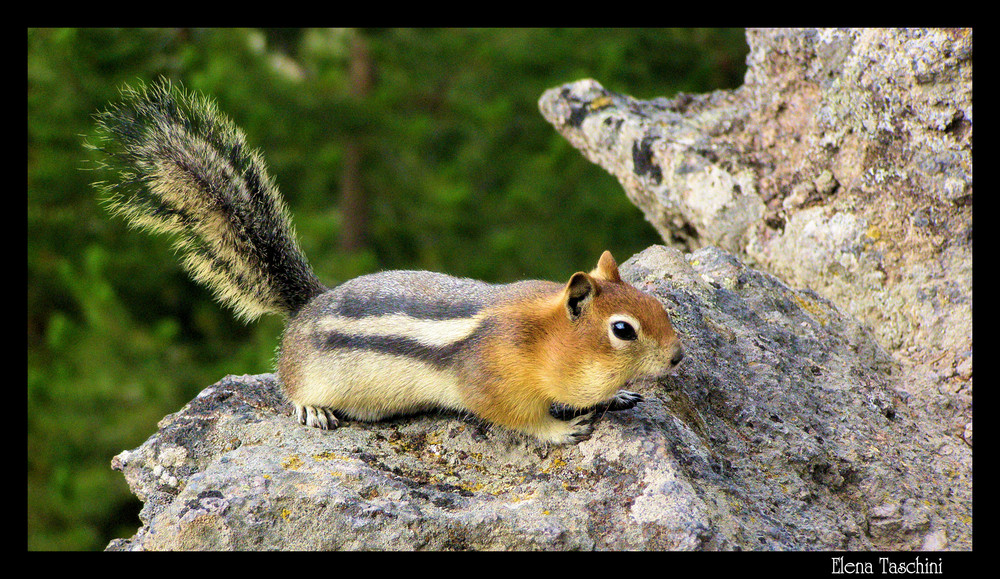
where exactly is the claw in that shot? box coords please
[604,390,643,412]
[296,404,340,430]
[549,402,580,420]
[566,412,595,444]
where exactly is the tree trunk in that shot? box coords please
[338,30,373,252]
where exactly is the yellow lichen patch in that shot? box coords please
[508,489,538,503]
[541,457,567,473]
[281,508,292,520]
[589,96,614,111]
[281,455,304,470]
[312,451,351,462]
[793,294,830,326]
[460,481,485,494]
[865,224,882,241]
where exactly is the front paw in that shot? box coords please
[561,412,595,444]
[535,411,595,445]
[549,390,643,419]
[549,402,583,420]
[603,390,643,412]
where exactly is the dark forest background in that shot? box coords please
[27,28,748,550]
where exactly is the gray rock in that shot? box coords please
[538,29,972,367]
[106,246,970,550]
[537,28,971,550]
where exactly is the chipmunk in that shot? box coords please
[89,79,684,444]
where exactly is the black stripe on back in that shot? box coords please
[320,318,494,370]
[333,292,485,321]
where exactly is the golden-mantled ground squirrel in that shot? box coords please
[90,79,684,444]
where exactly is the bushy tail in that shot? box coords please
[89,79,325,321]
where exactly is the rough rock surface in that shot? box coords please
[107,246,970,551]
[538,27,971,540]
[539,29,971,353]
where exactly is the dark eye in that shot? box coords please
[611,320,637,341]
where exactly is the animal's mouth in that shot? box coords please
[627,363,683,391]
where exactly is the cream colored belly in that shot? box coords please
[289,349,468,421]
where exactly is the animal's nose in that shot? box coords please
[670,345,684,366]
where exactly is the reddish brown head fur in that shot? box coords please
[532,250,684,407]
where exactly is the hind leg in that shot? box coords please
[296,404,340,430]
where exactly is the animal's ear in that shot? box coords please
[590,250,622,283]
[564,272,598,320]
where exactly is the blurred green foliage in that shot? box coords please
[27,28,747,550]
